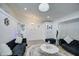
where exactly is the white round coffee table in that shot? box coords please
[40,44,59,55]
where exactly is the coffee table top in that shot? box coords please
[40,44,59,54]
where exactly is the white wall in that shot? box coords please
[58,21,79,40]
[0,9,18,44]
[25,23,44,41]
[0,9,59,42]
[40,22,58,39]
[55,11,79,23]
[25,22,58,41]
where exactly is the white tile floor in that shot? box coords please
[24,40,74,56]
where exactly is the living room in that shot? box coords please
[0,2,79,57]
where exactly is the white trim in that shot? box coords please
[54,11,79,24]
[0,8,18,23]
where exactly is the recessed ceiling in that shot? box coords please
[0,3,79,23]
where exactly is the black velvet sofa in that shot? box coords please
[59,39,79,56]
[6,38,27,56]
[45,38,56,44]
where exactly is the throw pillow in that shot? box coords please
[64,35,73,44]
[15,37,22,43]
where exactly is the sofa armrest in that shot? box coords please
[59,39,68,45]
[22,38,28,46]
[7,39,18,50]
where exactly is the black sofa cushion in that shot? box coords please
[6,38,27,56]
[62,44,79,56]
[59,39,68,45]
[7,39,18,50]
[45,38,56,44]
[22,38,27,46]
[69,40,79,47]
[59,39,79,56]
[12,43,26,56]
[22,38,26,43]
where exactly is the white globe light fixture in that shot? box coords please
[39,3,49,12]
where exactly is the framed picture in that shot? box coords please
[4,18,9,26]
[47,24,52,30]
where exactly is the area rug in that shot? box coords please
[25,44,66,56]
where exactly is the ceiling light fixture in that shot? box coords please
[24,8,27,10]
[39,3,49,12]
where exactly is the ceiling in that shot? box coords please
[0,3,79,24]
